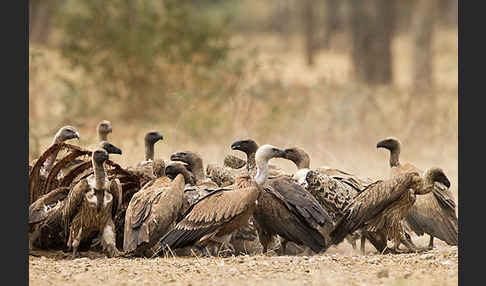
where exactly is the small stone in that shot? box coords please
[420,254,434,260]
[377,269,389,278]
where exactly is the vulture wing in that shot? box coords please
[330,173,418,245]
[153,179,259,255]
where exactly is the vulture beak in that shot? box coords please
[231,141,242,150]
[170,152,184,161]
[439,175,451,189]
[155,132,164,141]
[109,145,122,155]
[74,131,80,140]
[376,140,386,149]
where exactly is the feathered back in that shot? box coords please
[330,171,422,245]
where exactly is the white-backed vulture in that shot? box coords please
[29,126,80,204]
[62,149,122,258]
[152,145,287,257]
[123,174,185,257]
[231,139,285,177]
[377,137,458,249]
[169,151,257,254]
[284,147,373,250]
[252,173,334,255]
[330,168,451,254]
[127,131,165,179]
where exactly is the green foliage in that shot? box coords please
[56,0,235,118]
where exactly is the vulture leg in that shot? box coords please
[428,236,434,250]
[364,231,388,254]
[100,219,119,258]
[279,238,288,255]
[29,228,41,251]
[71,227,83,259]
[360,235,366,255]
[346,235,357,250]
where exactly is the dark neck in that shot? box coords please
[389,148,400,167]
[191,159,205,181]
[93,160,106,190]
[98,132,108,142]
[145,141,154,161]
[43,135,64,173]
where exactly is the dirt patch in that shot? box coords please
[29,237,457,286]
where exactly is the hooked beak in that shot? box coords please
[231,141,243,150]
[74,131,80,140]
[170,152,184,161]
[376,140,386,149]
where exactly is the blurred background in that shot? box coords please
[29,0,458,199]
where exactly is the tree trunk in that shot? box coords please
[411,0,437,89]
[349,0,395,85]
[302,0,316,66]
[321,0,339,50]
[29,0,65,45]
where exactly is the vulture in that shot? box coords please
[230,139,285,177]
[112,131,165,249]
[123,174,185,257]
[330,168,451,254]
[28,142,123,252]
[62,149,123,258]
[152,145,287,257]
[169,151,257,254]
[29,126,80,204]
[205,154,247,187]
[284,146,372,250]
[377,137,458,249]
[61,120,113,174]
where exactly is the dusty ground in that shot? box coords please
[29,236,457,286]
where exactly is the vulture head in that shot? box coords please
[170,151,202,168]
[424,167,451,189]
[255,144,286,164]
[284,147,311,169]
[97,120,113,140]
[231,139,259,156]
[92,149,109,165]
[165,162,196,185]
[376,137,401,152]
[145,131,164,146]
[54,126,80,144]
[99,141,122,155]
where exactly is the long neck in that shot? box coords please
[389,147,400,167]
[145,140,154,161]
[247,151,257,176]
[191,159,205,181]
[93,159,106,190]
[254,158,268,185]
[297,157,310,169]
[43,134,64,173]
[98,131,108,142]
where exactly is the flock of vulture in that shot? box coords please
[28,120,458,260]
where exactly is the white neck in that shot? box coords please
[254,158,268,185]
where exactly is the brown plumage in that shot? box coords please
[29,126,80,205]
[224,154,247,169]
[330,168,450,254]
[29,187,71,251]
[206,163,237,187]
[152,145,286,257]
[123,174,185,257]
[253,175,334,254]
[284,147,371,250]
[377,137,458,248]
[62,149,122,258]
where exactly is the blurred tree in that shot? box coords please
[349,0,395,85]
[29,0,66,45]
[302,0,316,66]
[56,0,232,118]
[321,0,339,50]
[411,0,438,89]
